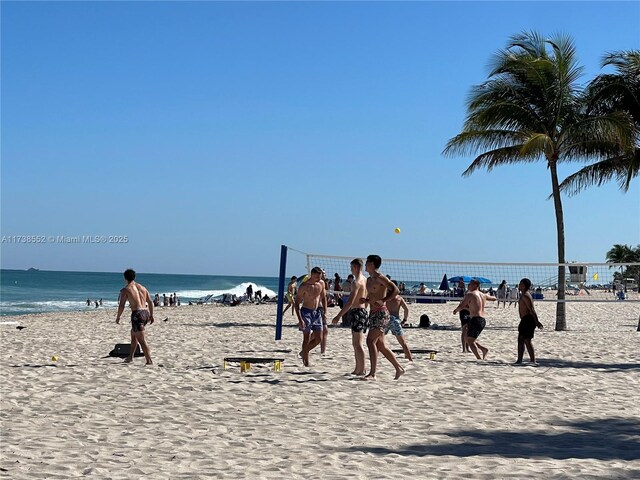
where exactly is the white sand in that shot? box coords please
[1,301,639,479]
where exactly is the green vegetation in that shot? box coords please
[444,32,637,331]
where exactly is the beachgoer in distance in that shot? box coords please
[340,274,354,310]
[364,255,405,380]
[497,280,508,308]
[246,284,253,302]
[294,267,327,367]
[385,287,413,361]
[515,278,543,364]
[508,285,519,307]
[332,259,369,376]
[457,278,466,297]
[282,276,298,316]
[115,268,155,365]
[418,283,427,295]
[452,279,496,360]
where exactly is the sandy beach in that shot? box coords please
[1,300,639,479]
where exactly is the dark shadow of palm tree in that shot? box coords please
[340,417,640,461]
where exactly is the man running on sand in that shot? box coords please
[385,287,413,361]
[332,258,369,376]
[515,278,543,364]
[294,267,327,367]
[453,279,496,360]
[116,268,155,365]
[364,255,405,380]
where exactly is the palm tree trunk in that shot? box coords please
[549,158,567,331]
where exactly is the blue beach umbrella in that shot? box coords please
[449,275,492,284]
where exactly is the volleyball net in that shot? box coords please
[274,246,639,338]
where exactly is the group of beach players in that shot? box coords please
[113,261,543,371]
[291,255,544,377]
[452,277,543,363]
[293,255,410,379]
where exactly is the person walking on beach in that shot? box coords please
[452,279,496,360]
[115,268,155,365]
[294,267,327,367]
[282,276,298,316]
[364,255,405,380]
[515,278,543,364]
[332,259,369,376]
[385,287,413,361]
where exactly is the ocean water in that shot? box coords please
[0,269,280,317]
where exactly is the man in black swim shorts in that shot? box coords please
[116,269,155,365]
[332,258,369,375]
[515,278,543,364]
[453,279,496,360]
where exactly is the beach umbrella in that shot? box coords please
[449,276,473,283]
[449,275,492,284]
[439,274,449,291]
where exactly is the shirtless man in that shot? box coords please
[452,279,496,360]
[115,268,155,365]
[332,258,368,375]
[515,278,543,364]
[282,276,297,316]
[385,288,413,361]
[364,255,404,380]
[294,267,327,367]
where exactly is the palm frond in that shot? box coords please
[557,149,640,196]
[443,130,525,157]
[462,145,541,176]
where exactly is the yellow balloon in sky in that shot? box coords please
[394,228,401,234]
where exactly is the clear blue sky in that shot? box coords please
[1,1,639,276]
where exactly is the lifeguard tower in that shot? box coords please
[568,264,588,283]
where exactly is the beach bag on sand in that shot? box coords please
[108,343,143,358]
[419,314,431,328]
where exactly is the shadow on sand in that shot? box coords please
[340,417,640,461]
[536,358,640,372]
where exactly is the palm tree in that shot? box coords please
[606,243,636,263]
[444,32,635,331]
[559,51,640,195]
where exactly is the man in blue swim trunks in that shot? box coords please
[295,267,327,367]
[116,268,155,365]
[332,258,369,376]
[386,287,413,361]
